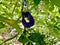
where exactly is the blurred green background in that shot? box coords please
[0,0,60,45]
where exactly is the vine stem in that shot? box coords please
[0,33,19,45]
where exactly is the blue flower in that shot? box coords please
[22,12,34,28]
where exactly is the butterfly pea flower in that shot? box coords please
[22,12,34,28]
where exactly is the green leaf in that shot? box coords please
[33,0,40,5]
[49,4,54,11]
[50,28,60,39]
[18,34,28,43]
[0,22,5,28]
[28,33,45,43]
[50,0,60,7]
[0,15,22,34]
[44,0,49,4]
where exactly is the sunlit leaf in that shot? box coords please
[0,15,22,34]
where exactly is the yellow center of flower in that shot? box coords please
[24,17,29,22]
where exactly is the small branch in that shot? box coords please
[0,33,19,45]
